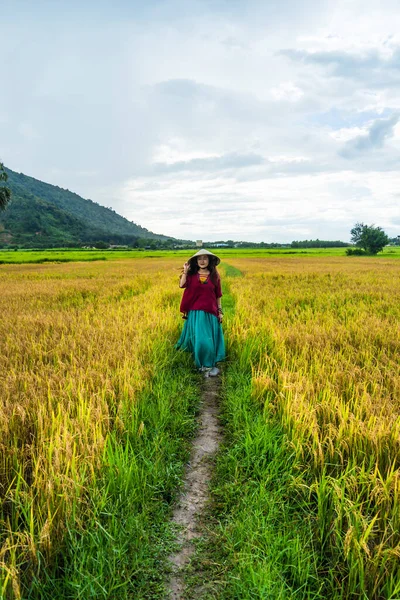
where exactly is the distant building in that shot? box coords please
[196,240,203,247]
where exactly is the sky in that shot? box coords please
[1,0,400,243]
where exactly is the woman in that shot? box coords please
[176,249,225,377]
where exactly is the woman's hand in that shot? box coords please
[183,262,189,274]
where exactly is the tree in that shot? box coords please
[93,240,110,249]
[0,162,11,210]
[350,222,389,254]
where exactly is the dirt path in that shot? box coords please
[167,375,222,599]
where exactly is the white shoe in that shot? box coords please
[200,367,211,378]
[209,367,220,377]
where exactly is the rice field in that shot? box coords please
[0,258,199,598]
[197,256,400,599]
[1,254,399,598]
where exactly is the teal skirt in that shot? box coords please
[176,310,226,369]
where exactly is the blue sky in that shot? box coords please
[1,0,400,242]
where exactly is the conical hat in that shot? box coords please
[188,248,221,265]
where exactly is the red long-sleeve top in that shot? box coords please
[180,273,222,318]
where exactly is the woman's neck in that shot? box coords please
[198,267,209,273]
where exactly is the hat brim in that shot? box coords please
[188,249,221,265]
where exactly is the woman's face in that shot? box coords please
[197,255,209,269]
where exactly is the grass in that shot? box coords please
[1,246,400,264]
[187,363,329,599]
[29,345,200,600]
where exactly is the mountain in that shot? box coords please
[0,168,175,247]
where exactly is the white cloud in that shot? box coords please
[271,82,304,102]
[112,167,399,242]
[152,141,217,164]
[1,0,400,241]
[330,127,367,142]
[339,113,400,157]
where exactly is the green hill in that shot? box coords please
[0,168,176,247]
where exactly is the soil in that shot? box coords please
[167,374,222,599]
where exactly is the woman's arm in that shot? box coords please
[179,263,189,288]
